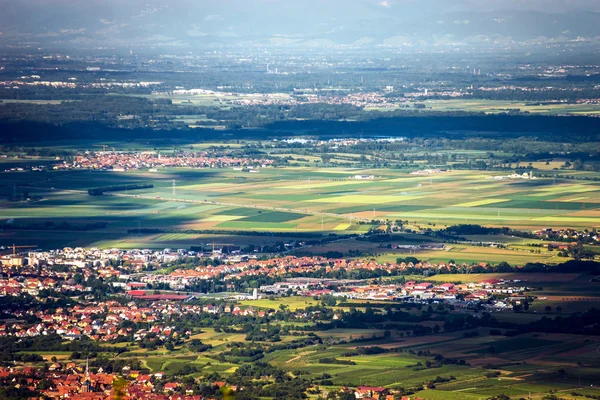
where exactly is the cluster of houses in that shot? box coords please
[0,247,536,400]
[0,246,201,276]
[0,247,536,325]
[0,77,162,90]
[159,255,509,290]
[275,137,406,147]
[0,276,87,297]
[409,168,448,175]
[0,296,268,342]
[0,276,529,344]
[290,90,405,109]
[535,227,600,245]
[0,364,236,400]
[261,276,528,311]
[348,386,422,400]
[169,87,403,109]
[0,363,426,400]
[307,91,399,109]
[54,151,273,171]
[0,273,527,343]
[151,256,406,289]
[491,171,535,180]
[1,247,534,313]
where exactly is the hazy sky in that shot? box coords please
[1,0,599,47]
[355,0,600,12]
[407,0,600,12]
[7,0,600,12]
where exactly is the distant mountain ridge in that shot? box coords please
[1,0,599,48]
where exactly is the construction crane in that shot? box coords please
[11,244,37,256]
[208,242,235,256]
[95,144,116,152]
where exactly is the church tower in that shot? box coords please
[81,358,92,393]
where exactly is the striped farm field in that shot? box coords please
[279,180,372,190]
[533,216,600,223]
[530,185,600,196]
[333,223,351,231]
[453,198,510,207]
[559,196,590,202]
[309,194,423,204]
[152,233,200,241]
[179,183,232,190]
[420,273,581,283]
[201,215,245,222]
[4,163,600,248]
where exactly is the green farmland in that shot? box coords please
[2,165,600,251]
[365,98,600,116]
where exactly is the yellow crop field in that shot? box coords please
[528,161,566,170]
[386,175,452,183]
[534,216,600,223]
[453,198,510,207]
[180,183,232,190]
[240,296,321,311]
[309,194,423,204]
[201,215,244,222]
[559,197,590,202]
[531,185,599,195]
[393,212,524,222]
[313,168,363,174]
[570,210,600,217]
[333,223,351,231]
[190,329,247,346]
[280,180,370,190]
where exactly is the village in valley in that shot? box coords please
[0,242,583,399]
[2,2,600,397]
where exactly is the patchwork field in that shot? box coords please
[2,165,600,249]
[376,244,563,265]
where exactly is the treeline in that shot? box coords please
[3,113,600,144]
[267,115,600,142]
[437,224,598,249]
[0,221,107,231]
[439,224,527,239]
[88,183,153,196]
[0,334,115,364]
[318,357,356,365]
[515,259,600,274]
[432,259,600,275]
[469,86,600,102]
[490,308,600,336]
[130,228,329,239]
[0,121,217,144]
